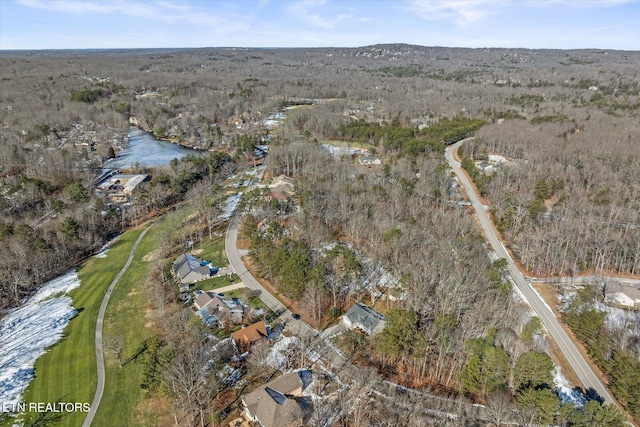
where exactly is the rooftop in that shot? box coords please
[242,370,313,427]
[232,320,269,345]
[344,302,385,332]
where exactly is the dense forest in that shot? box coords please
[1,44,639,425]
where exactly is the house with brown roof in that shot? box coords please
[232,320,270,351]
[242,370,313,427]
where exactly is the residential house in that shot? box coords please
[96,174,150,203]
[342,303,386,336]
[476,161,494,173]
[232,320,270,351]
[195,292,244,328]
[242,370,313,427]
[605,281,640,307]
[173,254,215,291]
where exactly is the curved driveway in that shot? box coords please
[83,225,153,427]
[445,139,615,404]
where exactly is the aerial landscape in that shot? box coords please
[0,0,639,426]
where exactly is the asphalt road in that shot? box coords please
[224,166,317,337]
[225,215,317,338]
[445,139,615,404]
[83,225,153,427]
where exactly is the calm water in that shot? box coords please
[103,127,202,169]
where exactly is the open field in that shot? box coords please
[14,230,143,427]
[92,226,160,427]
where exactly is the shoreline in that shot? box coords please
[129,124,211,152]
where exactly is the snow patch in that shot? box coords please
[488,154,509,163]
[220,193,242,220]
[94,248,110,258]
[596,300,640,335]
[0,271,81,406]
[265,336,300,370]
[554,367,586,408]
[321,144,366,157]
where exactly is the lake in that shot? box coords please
[103,127,202,169]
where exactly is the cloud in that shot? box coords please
[17,0,151,16]
[288,0,334,28]
[408,0,633,27]
[522,0,635,6]
[15,0,249,31]
[287,0,352,29]
[408,0,510,26]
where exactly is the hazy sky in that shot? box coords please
[1,0,638,50]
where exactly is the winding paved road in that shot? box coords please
[445,139,615,404]
[224,166,317,338]
[83,225,153,427]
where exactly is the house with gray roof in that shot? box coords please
[194,292,244,328]
[242,370,313,427]
[605,281,640,307]
[342,303,386,336]
[172,254,215,291]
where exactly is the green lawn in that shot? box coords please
[92,227,158,427]
[190,273,241,292]
[14,229,143,427]
[9,204,240,427]
[196,235,228,268]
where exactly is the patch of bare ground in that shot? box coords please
[236,223,252,250]
[227,417,251,427]
[142,248,163,262]
[134,395,174,427]
[532,282,613,394]
[236,237,251,251]
[144,306,156,329]
[262,169,273,180]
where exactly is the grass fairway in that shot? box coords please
[10,208,234,426]
[92,226,159,427]
[16,229,143,427]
